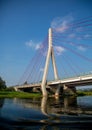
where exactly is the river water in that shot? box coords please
[0,96,92,130]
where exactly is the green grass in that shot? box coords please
[77,90,92,96]
[0,90,92,98]
[0,91,42,98]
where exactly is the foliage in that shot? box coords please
[77,90,92,96]
[0,77,6,90]
[0,91,41,98]
[5,87,15,91]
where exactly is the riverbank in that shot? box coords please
[0,90,92,98]
[77,90,92,96]
[0,91,42,98]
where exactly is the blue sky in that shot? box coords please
[0,0,92,86]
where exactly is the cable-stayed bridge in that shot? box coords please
[15,16,92,96]
[15,73,92,95]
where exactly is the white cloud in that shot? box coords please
[51,15,73,33]
[40,68,44,72]
[69,42,74,46]
[84,34,91,38]
[25,40,34,48]
[35,44,40,50]
[25,40,42,50]
[69,42,87,51]
[68,33,76,38]
[54,45,65,55]
[35,43,43,50]
[77,45,86,51]
[77,37,82,40]
[76,27,84,32]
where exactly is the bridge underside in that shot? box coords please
[14,76,92,96]
[15,84,77,96]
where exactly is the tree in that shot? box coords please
[0,77,6,90]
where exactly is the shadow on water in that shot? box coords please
[0,96,92,129]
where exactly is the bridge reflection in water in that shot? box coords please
[0,97,92,129]
[13,96,92,116]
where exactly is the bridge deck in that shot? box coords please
[15,74,92,89]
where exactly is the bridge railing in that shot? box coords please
[15,71,92,87]
[48,72,92,83]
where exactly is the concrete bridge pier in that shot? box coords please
[63,84,76,95]
[55,84,63,97]
[41,28,59,97]
[14,87,18,91]
[41,96,49,116]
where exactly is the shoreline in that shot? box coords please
[0,91,42,98]
[0,90,92,98]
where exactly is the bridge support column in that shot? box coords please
[14,87,18,91]
[41,28,52,96]
[41,28,59,96]
[41,96,48,116]
[63,84,76,95]
[55,85,62,97]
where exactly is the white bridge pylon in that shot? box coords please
[41,28,59,96]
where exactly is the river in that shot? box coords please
[0,96,92,130]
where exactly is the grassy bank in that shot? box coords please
[0,91,42,98]
[0,90,92,98]
[77,90,92,96]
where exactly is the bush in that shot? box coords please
[0,77,6,90]
[5,87,15,91]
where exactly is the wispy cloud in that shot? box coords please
[68,42,87,52]
[84,34,91,38]
[54,45,65,55]
[25,40,42,50]
[76,27,84,32]
[51,15,73,33]
[68,33,76,38]
[40,68,44,72]
[77,45,86,51]
[25,40,34,48]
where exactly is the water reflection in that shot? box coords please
[0,99,4,108]
[0,98,4,118]
[0,96,92,129]
[41,96,49,116]
[13,96,92,116]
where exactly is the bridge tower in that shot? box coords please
[41,28,59,96]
